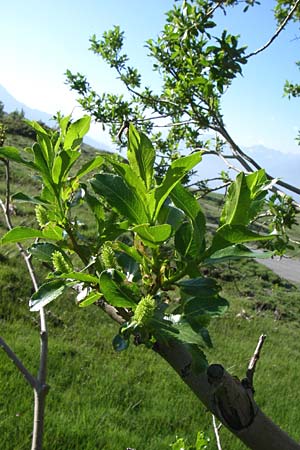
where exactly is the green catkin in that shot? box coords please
[133,295,156,326]
[35,205,48,228]
[0,124,7,146]
[101,242,117,269]
[52,251,72,274]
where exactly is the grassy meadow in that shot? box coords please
[0,130,300,449]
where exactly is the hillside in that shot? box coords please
[0,120,300,449]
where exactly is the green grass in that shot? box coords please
[1,126,300,449]
[1,254,300,449]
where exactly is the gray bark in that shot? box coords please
[154,340,300,450]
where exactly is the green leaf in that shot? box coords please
[175,222,193,257]
[75,155,104,179]
[0,146,35,169]
[178,277,219,297]
[78,291,102,307]
[99,269,137,308]
[127,123,155,190]
[205,244,273,264]
[217,224,274,244]
[29,280,67,312]
[114,241,144,264]
[57,272,99,283]
[171,318,206,346]
[42,224,64,241]
[11,192,48,205]
[184,295,229,317]
[112,334,129,352]
[1,227,45,244]
[171,184,206,259]
[220,171,268,226]
[187,344,208,373]
[152,152,202,221]
[32,142,50,177]
[28,242,65,262]
[64,116,91,150]
[52,149,80,184]
[91,173,149,224]
[133,223,172,245]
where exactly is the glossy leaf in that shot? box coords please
[78,291,102,307]
[1,227,45,244]
[152,152,202,221]
[29,280,67,312]
[184,295,229,317]
[175,222,193,257]
[205,244,273,264]
[178,277,219,297]
[133,223,172,245]
[112,334,129,352]
[127,123,155,190]
[11,192,48,205]
[171,183,206,259]
[57,272,99,283]
[220,170,268,226]
[0,146,35,169]
[99,269,137,308]
[91,173,149,224]
[75,155,104,179]
[28,242,65,262]
[64,116,91,150]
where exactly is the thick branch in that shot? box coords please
[154,339,300,450]
[246,0,300,59]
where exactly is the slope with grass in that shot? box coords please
[0,123,300,449]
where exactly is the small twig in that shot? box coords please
[246,334,267,388]
[212,414,223,450]
[0,337,37,389]
[246,0,300,59]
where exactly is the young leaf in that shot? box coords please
[220,170,268,226]
[11,192,48,205]
[133,223,172,245]
[91,173,149,224]
[29,280,67,312]
[78,291,102,307]
[171,183,206,259]
[75,155,104,179]
[127,123,155,190]
[0,146,35,169]
[152,152,202,221]
[52,149,80,184]
[64,116,91,150]
[1,227,45,244]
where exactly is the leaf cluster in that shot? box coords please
[0,118,274,372]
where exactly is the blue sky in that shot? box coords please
[1,0,300,153]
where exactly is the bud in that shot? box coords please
[52,251,72,274]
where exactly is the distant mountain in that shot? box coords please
[0,84,53,124]
[0,84,299,192]
[194,144,300,198]
[0,84,110,150]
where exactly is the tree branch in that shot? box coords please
[245,0,300,59]
[212,414,223,450]
[245,334,267,389]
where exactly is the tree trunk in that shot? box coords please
[154,340,300,450]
